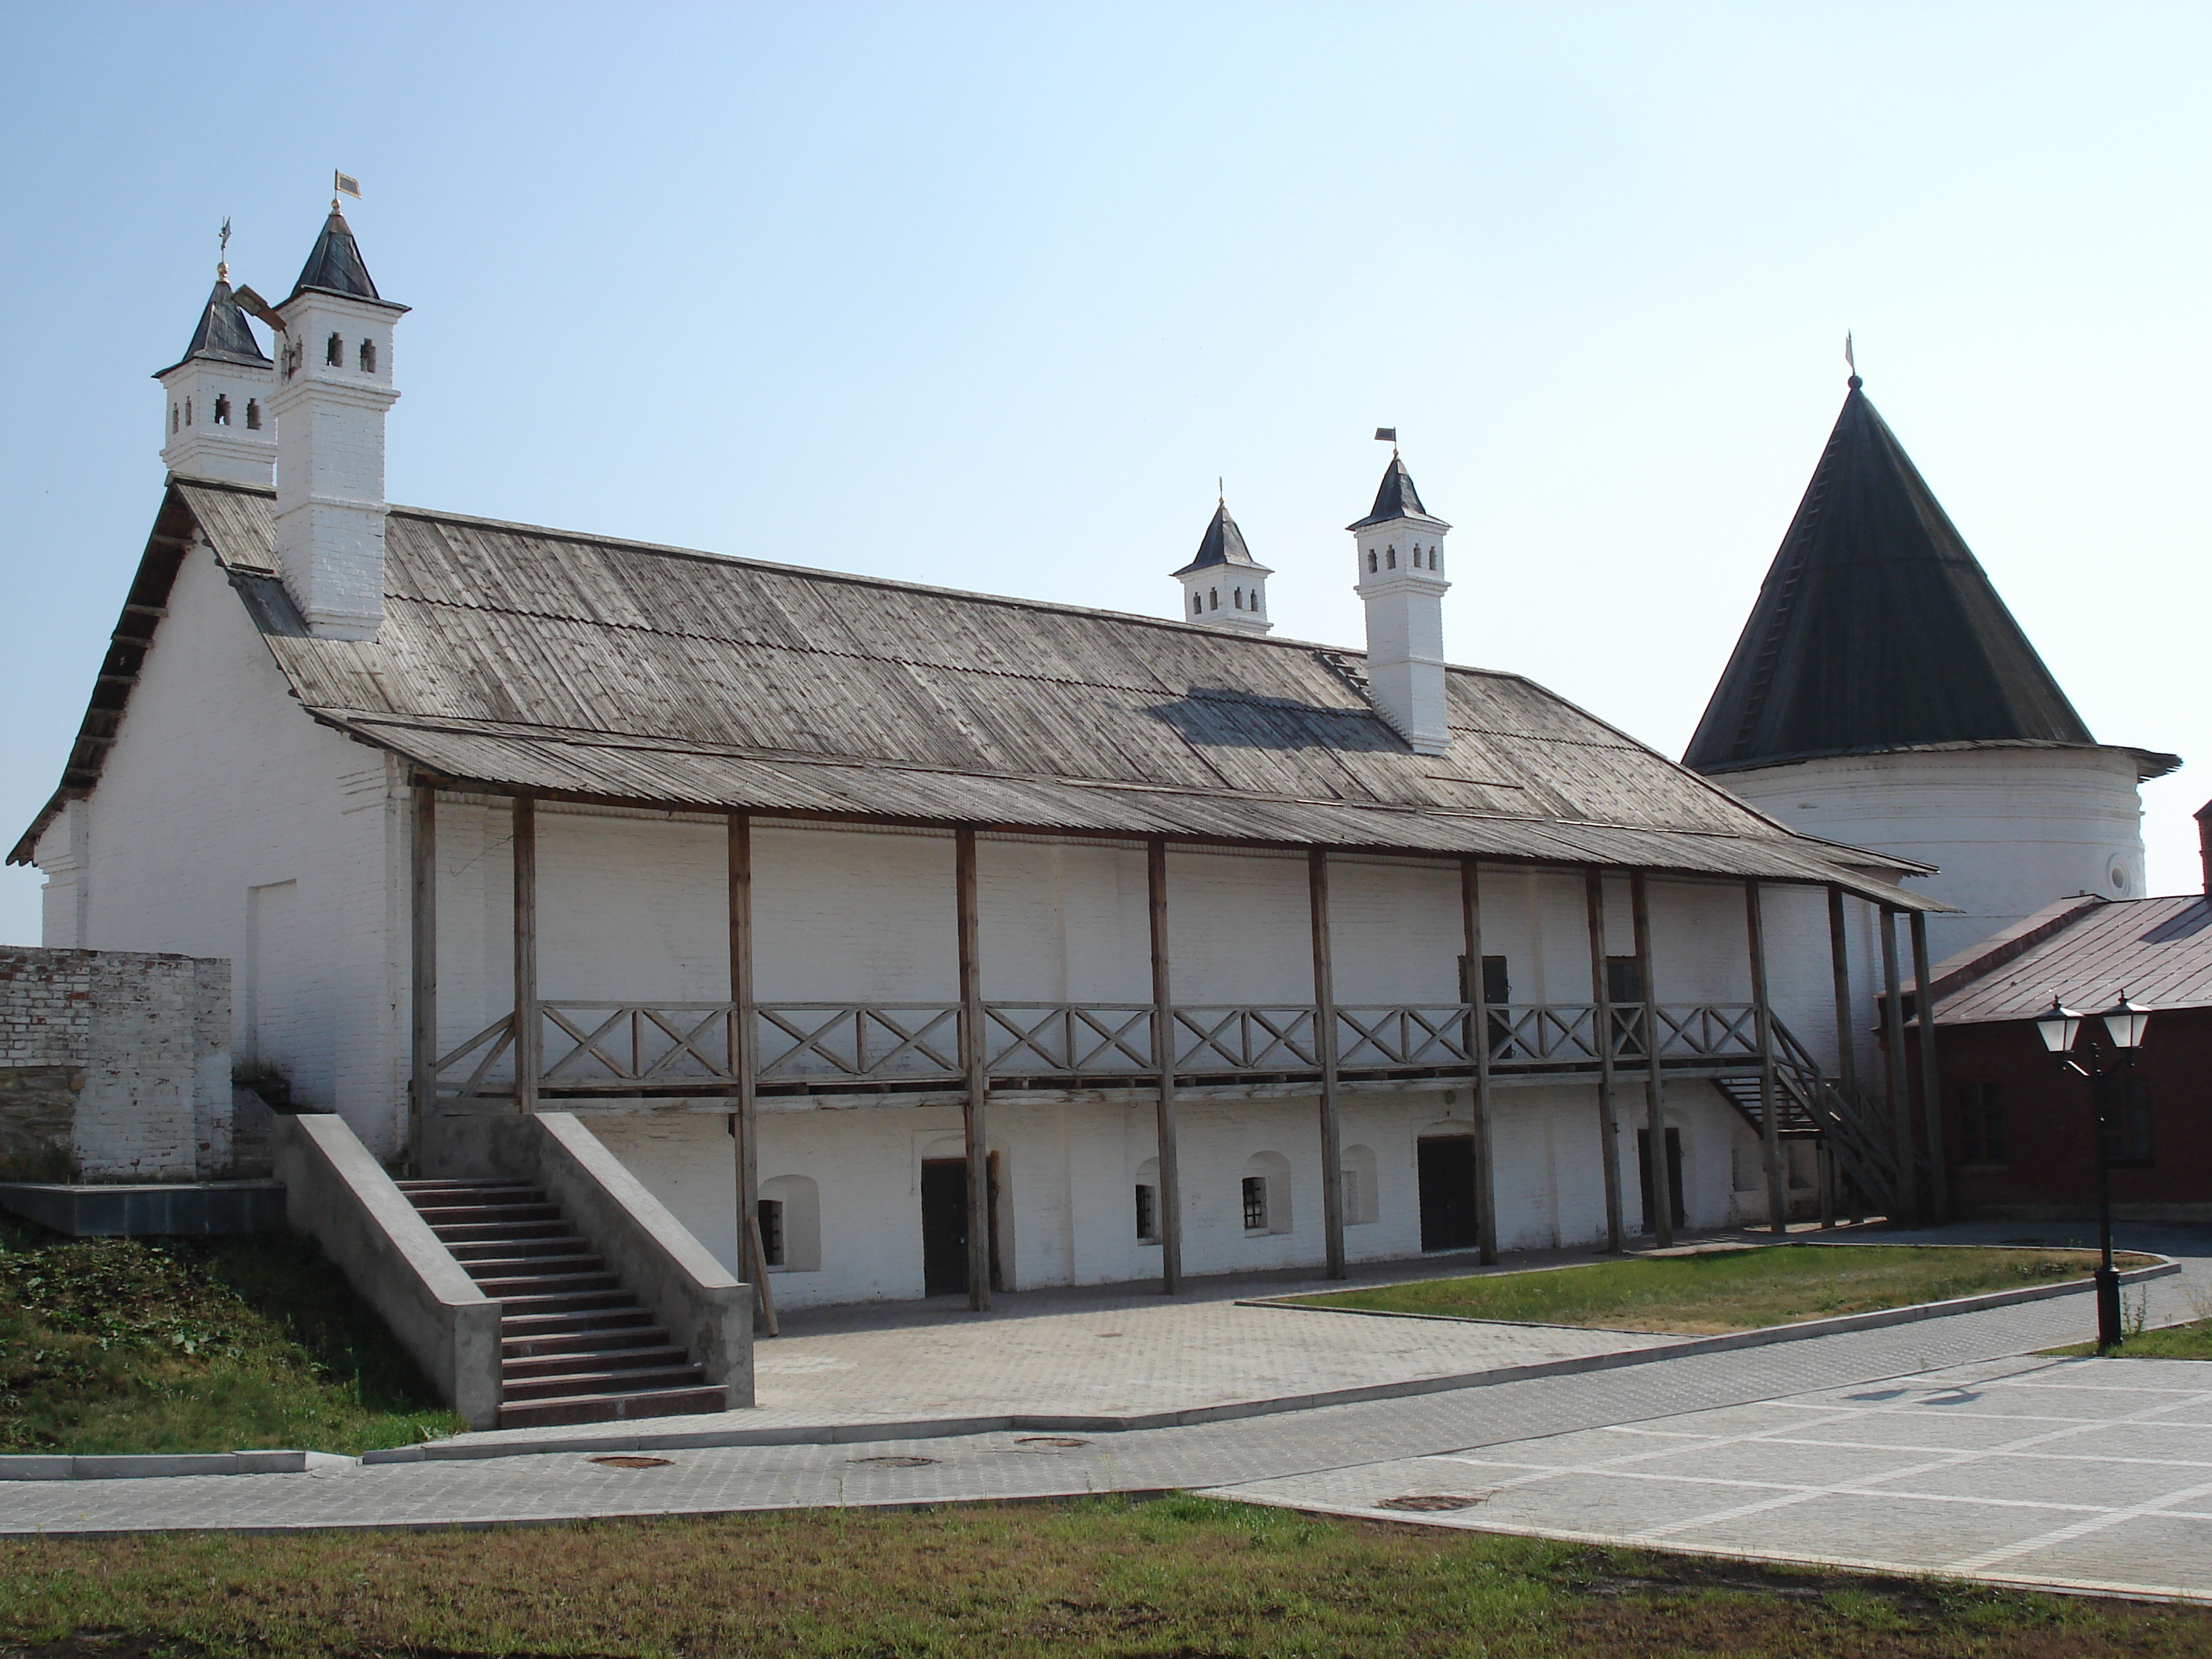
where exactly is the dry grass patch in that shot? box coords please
[0,1214,463,1456]
[1286,1244,2152,1334]
[2,1498,2207,1657]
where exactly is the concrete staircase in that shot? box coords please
[395,1178,727,1429]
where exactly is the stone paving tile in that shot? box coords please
[1996,1514,2212,1591]
[1665,1490,2074,1563]
[1868,1453,2212,1507]
[1605,1437,1934,1487]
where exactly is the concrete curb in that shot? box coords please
[5,1256,2180,1479]
[0,1450,357,1482]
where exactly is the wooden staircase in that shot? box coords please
[396,1179,727,1429]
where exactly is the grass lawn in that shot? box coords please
[1284,1244,2154,1335]
[2047,1319,2212,1361]
[3,1496,2207,1658]
[0,1212,465,1456]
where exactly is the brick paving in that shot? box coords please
[4,1222,2205,1572]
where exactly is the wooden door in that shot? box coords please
[1417,1136,1479,1251]
[920,1159,968,1296]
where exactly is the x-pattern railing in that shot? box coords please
[434,999,1781,1095]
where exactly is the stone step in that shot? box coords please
[496,1383,728,1430]
[471,1269,620,1298]
[433,1219,577,1245]
[494,1287,638,1317]
[504,1331,675,1365]
[502,1346,694,1382]
[395,1179,541,1194]
[413,1203,563,1228]
[502,1364,704,1403]
[460,1251,607,1279]
[446,1235,591,1262]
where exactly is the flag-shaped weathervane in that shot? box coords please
[1374,427,1396,442]
[1844,331,1856,377]
[335,171,362,200]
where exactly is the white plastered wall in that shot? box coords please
[35,543,405,1153]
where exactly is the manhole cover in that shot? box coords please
[1016,1436,1091,1448]
[588,1455,672,1469]
[1375,1493,1486,1512]
[848,1455,939,1467]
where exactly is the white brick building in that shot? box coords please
[11,207,1950,1309]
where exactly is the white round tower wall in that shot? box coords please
[1719,745,2149,961]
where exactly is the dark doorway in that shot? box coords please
[920,1159,969,1295]
[1636,1127,1686,1232]
[1417,1136,1479,1251]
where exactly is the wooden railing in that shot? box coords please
[433,1000,1773,1097]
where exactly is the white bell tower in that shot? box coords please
[154,262,276,485]
[1170,497,1273,634]
[1350,452,1452,755]
[269,203,408,640]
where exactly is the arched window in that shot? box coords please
[1366,549,1377,573]
[1241,1151,1294,1235]
[184,397,192,427]
[170,404,179,433]
[1249,588,1262,612]
[758,1174,821,1272]
[1233,588,1243,610]
[1192,593,1203,616]
[245,399,261,430]
[1343,1144,1379,1225]
[359,338,376,372]
[1134,1156,1161,1243]
[326,332,344,366]
[1209,588,1219,611]
[213,394,231,426]
[1428,547,1438,569]
[1385,545,1397,569]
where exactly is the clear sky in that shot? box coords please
[2,2,2206,943]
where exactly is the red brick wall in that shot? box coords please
[1933,1007,2212,1218]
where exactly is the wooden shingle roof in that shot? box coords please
[11,476,1943,906]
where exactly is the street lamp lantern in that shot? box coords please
[2100,992,2152,1051]
[2034,996,2082,1055]
[2033,988,2149,1353]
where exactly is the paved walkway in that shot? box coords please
[1218,1355,2212,1602]
[6,1220,2207,1605]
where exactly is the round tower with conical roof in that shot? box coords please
[1685,375,2180,958]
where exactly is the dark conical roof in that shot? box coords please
[153,277,269,377]
[1683,379,2100,775]
[291,207,382,301]
[1347,453,1446,529]
[1171,502,1269,576]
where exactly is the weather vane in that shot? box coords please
[333,170,362,211]
[1375,427,1398,456]
[1844,331,1859,384]
[218,217,231,281]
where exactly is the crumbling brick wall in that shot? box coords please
[0,948,232,1180]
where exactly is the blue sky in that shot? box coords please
[2,2,2206,942]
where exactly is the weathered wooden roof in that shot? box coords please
[10,476,1942,906]
[1684,378,2178,782]
[1932,892,2212,1024]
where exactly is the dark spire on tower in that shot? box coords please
[154,277,269,378]
[1347,453,1443,529]
[290,206,382,302]
[1171,501,1266,575]
[1684,378,2101,775]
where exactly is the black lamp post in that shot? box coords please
[2034,991,2152,1351]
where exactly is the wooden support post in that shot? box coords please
[1584,870,1626,1253]
[1308,848,1347,1280]
[408,782,437,1176]
[1630,870,1670,1249]
[1878,906,1918,1223]
[1909,909,1947,1225]
[1745,878,1786,1236]
[729,812,775,1335]
[955,826,991,1312]
[1824,884,1855,1232]
[511,794,539,1115]
[1460,856,1498,1265]
[1147,836,1184,1293]
[1826,885,1858,1097]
